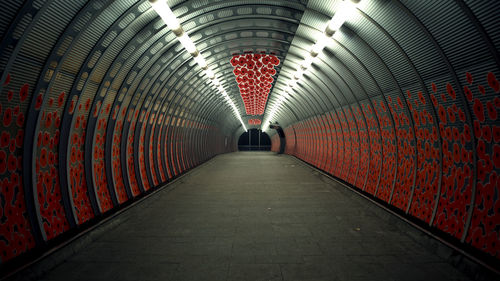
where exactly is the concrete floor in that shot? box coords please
[38,152,471,281]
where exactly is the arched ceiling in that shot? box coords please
[2,0,497,137]
[263,0,499,132]
[1,0,500,270]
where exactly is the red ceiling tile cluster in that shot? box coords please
[248,118,261,125]
[230,53,280,115]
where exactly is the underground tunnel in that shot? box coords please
[0,0,499,280]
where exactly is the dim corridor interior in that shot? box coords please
[32,152,473,281]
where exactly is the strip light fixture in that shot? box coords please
[262,0,362,131]
[149,0,247,131]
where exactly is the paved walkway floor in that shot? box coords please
[39,152,471,281]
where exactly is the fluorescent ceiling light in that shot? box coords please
[194,55,207,68]
[205,69,215,79]
[294,71,303,80]
[177,33,197,54]
[326,0,359,32]
[311,34,332,55]
[326,1,357,33]
[149,0,181,30]
[300,55,315,70]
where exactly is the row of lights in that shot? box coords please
[149,0,247,131]
[262,0,362,131]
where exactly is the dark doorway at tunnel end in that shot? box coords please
[238,129,271,151]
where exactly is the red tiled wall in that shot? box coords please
[285,72,500,261]
[0,78,36,261]
[0,72,234,264]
